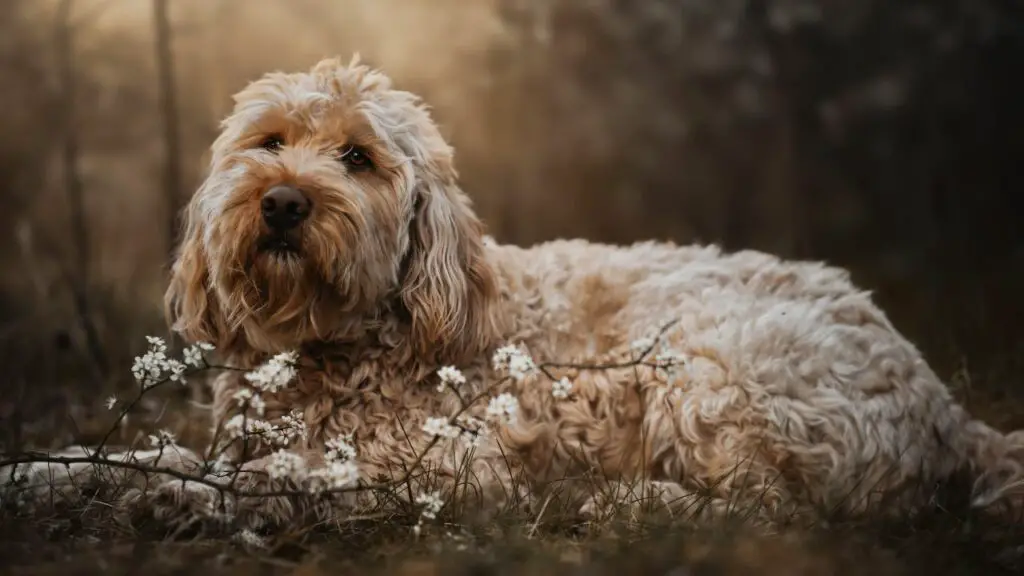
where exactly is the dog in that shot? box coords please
[159,55,1023,526]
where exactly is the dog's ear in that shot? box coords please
[400,154,500,363]
[164,195,225,348]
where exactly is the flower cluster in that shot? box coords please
[132,336,187,386]
[492,344,538,382]
[325,434,357,463]
[309,434,360,492]
[244,351,299,393]
[423,416,461,439]
[422,415,490,447]
[222,409,308,448]
[130,337,215,388]
[307,459,359,492]
[416,490,444,520]
[232,387,267,417]
[184,341,215,367]
[552,377,573,399]
[436,365,466,393]
[411,490,445,537]
[259,433,360,492]
[266,449,308,483]
[486,393,519,425]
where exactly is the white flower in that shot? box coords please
[244,351,299,393]
[232,387,265,416]
[436,365,466,393]
[131,336,189,387]
[183,341,214,368]
[325,434,357,463]
[249,395,266,417]
[423,417,461,439]
[307,460,359,492]
[492,344,537,381]
[104,395,117,410]
[221,409,306,447]
[485,393,519,425]
[551,377,573,400]
[416,490,444,520]
[456,416,489,447]
[280,409,308,441]
[265,449,308,483]
[232,529,267,549]
[148,429,177,448]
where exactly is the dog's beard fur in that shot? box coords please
[201,153,409,351]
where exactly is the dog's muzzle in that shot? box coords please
[261,185,311,232]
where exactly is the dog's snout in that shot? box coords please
[261,185,311,231]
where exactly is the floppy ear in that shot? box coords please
[400,159,500,363]
[164,196,225,348]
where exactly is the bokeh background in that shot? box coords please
[1,0,1022,449]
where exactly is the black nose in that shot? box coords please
[261,185,311,231]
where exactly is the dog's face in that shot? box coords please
[165,57,497,361]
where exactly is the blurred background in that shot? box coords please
[1,0,1022,449]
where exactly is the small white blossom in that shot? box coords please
[232,529,267,549]
[307,460,359,492]
[551,377,573,399]
[104,395,117,410]
[280,409,309,441]
[485,393,519,425]
[148,429,177,449]
[266,449,308,483]
[244,351,299,393]
[325,434,357,463]
[436,365,466,392]
[166,359,187,383]
[416,490,444,520]
[221,409,307,447]
[132,336,189,387]
[231,387,265,416]
[183,341,213,368]
[423,417,461,439]
[492,344,537,381]
[456,416,489,447]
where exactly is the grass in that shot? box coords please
[2,475,1024,575]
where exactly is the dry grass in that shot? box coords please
[2,0,1023,573]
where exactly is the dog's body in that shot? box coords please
[161,57,1023,524]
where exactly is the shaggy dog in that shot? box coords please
[155,56,1023,525]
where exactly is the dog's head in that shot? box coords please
[165,56,498,362]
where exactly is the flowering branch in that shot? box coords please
[1,321,687,533]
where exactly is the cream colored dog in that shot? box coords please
[155,56,1024,526]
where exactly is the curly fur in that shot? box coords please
[159,55,1024,526]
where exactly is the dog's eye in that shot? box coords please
[338,145,372,171]
[260,135,284,152]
